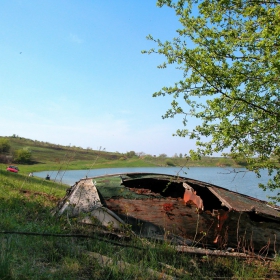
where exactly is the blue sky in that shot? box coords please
[0,1,198,156]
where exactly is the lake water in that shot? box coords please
[34,166,279,204]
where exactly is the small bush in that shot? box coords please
[119,157,127,161]
[14,148,32,164]
[165,159,175,166]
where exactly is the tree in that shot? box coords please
[144,0,280,199]
[0,139,11,154]
[126,151,136,158]
[137,151,146,157]
[14,148,32,164]
[159,153,168,158]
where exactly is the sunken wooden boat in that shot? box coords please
[53,172,280,254]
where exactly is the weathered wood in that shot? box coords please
[175,245,275,260]
[106,197,280,253]
[105,197,218,244]
[218,211,280,253]
[54,173,280,254]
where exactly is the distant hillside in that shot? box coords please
[1,136,120,163]
[0,136,246,173]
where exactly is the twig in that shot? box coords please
[192,208,200,246]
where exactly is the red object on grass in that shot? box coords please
[6,166,19,173]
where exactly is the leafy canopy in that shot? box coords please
[0,138,10,153]
[143,0,280,198]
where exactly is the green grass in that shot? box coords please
[0,170,280,279]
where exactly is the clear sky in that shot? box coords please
[0,1,197,156]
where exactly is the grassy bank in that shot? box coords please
[0,170,279,279]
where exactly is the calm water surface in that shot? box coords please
[34,167,278,203]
